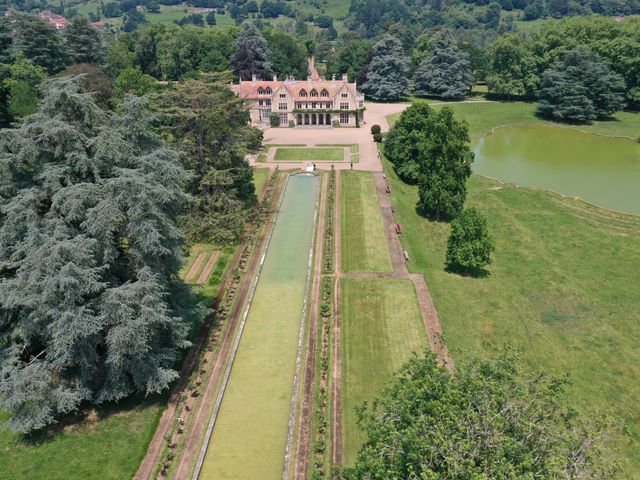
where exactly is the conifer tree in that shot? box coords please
[0,78,195,433]
[230,23,274,81]
[414,30,472,99]
[362,34,409,101]
[64,16,104,65]
[12,13,69,74]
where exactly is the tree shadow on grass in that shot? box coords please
[22,393,166,446]
[444,262,491,279]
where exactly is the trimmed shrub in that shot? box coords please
[332,119,340,127]
[269,113,280,128]
[288,119,295,127]
[371,124,381,135]
[373,133,383,142]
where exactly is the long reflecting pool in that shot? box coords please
[200,174,320,480]
[472,125,640,214]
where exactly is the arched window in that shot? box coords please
[299,89,307,97]
[310,89,318,97]
[257,87,264,95]
[265,87,272,95]
[320,89,329,98]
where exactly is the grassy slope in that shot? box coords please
[340,171,392,272]
[274,147,344,161]
[340,278,428,465]
[387,101,640,139]
[0,401,163,480]
[253,167,270,197]
[383,157,640,474]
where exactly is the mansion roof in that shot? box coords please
[231,77,362,102]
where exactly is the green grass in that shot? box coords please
[387,101,640,139]
[340,278,428,465]
[253,167,270,196]
[200,175,320,479]
[340,171,392,272]
[273,147,345,161]
[383,156,640,475]
[0,399,163,480]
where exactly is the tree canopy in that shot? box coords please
[537,46,626,122]
[342,350,617,479]
[446,207,495,273]
[0,78,195,433]
[414,30,472,99]
[385,103,473,220]
[153,77,261,244]
[362,34,409,101]
[230,23,274,81]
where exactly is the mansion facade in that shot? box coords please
[231,74,365,127]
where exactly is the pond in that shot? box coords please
[472,125,640,214]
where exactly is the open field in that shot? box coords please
[383,156,640,475]
[274,147,345,161]
[340,171,392,272]
[340,278,428,465]
[0,401,162,480]
[387,101,640,139]
[200,175,320,479]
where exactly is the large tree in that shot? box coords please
[153,77,261,244]
[263,28,308,80]
[0,78,195,434]
[230,23,274,81]
[414,30,472,99]
[537,46,626,122]
[342,351,616,479]
[486,33,539,99]
[12,13,69,74]
[362,34,409,101]
[64,16,104,65]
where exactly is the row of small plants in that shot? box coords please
[311,170,336,480]
[155,170,282,478]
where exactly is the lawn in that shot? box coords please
[387,100,640,139]
[340,278,428,465]
[0,400,163,480]
[273,147,345,162]
[383,156,640,475]
[340,171,392,273]
[200,175,320,479]
[253,167,270,196]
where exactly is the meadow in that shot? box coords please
[387,100,640,139]
[383,156,640,475]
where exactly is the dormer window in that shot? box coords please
[321,89,329,98]
[257,88,264,95]
[310,89,318,97]
[300,89,307,98]
[265,88,272,95]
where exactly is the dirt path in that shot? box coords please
[197,251,220,285]
[134,174,286,480]
[293,174,328,480]
[185,252,206,281]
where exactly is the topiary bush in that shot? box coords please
[332,119,340,127]
[373,133,383,142]
[269,113,280,128]
[371,124,381,135]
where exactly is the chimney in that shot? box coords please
[342,74,348,82]
[273,75,277,81]
[252,74,257,82]
[307,76,311,81]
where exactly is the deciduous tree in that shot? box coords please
[342,351,617,479]
[445,207,495,273]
